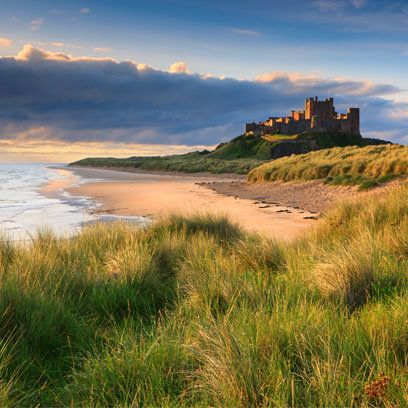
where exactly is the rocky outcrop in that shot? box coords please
[269,139,320,159]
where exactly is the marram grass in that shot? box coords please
[247,144,408,186]
[0,186,407,407]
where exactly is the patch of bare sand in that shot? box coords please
[201,178,406,213]
[66,177,318,241]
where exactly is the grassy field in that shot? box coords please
[0,183,407,406]
[71,152,264,175]
[248,144,408,189]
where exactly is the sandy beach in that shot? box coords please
[58,167,405,240]
[63,167,319,240]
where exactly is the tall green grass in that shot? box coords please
[248,144,408,186]
[0,186,407,406]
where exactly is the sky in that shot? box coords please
[0,0,407,162]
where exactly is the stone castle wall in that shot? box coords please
[245,97,360,136]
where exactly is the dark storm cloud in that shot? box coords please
[0,45,406,145]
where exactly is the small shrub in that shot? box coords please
[358,179,379,190]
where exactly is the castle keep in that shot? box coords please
[245,97,360,136]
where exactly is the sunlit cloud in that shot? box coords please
[169,61,189,73]
[16,44,70,61]
[93,47,112,53]
[255,71,401,97]
[0,38,12,48]
[15,44,114,62]
[29,18,44,31]
[79,8,91,14]
[21,40,85,50]
[388,106,408,119]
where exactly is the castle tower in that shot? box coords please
[305,97,336,120]
[305,97,315,120]
[348,108,360,135]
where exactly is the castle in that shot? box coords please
[245,97,360,136]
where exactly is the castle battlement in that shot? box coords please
[245,97,360,136]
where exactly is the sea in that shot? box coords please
[0,163,147,242]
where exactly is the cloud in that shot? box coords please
[255,72,400,97]
[79,8,91,14]
[169,61,189,73]
[15,44,70,61]
[15,44,113,62]
[305,0,408,33]
[0,38,12,48]
[29,18,44,31]
[50,9,66,16]
[350,0,366,8]
[230,28,261,36]
[388,105,408,119]
[93,47,112,53]
[0,138,213,163]
[0,44,406,148]
[24,41,78,49]
[312,0,346,12]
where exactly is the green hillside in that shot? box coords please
[208,134,279,160]
[210,131,365,160]
[71,131,388,174]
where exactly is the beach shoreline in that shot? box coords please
[61,166,319,240]
[48,166,405,240]
[67,165,246,181]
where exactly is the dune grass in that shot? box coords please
[0,185,407,406]
[248,144,408,188]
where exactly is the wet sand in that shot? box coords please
[64,167,318,240]
[41,167,81,198]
